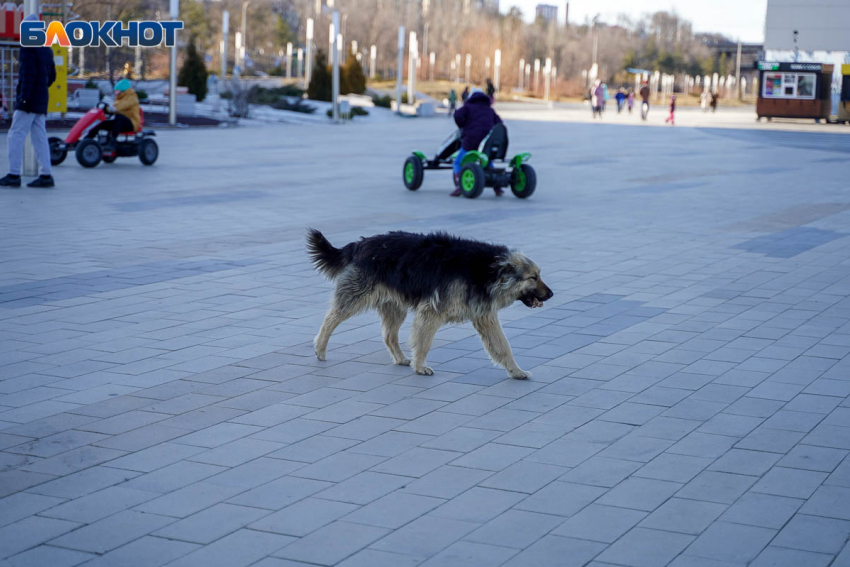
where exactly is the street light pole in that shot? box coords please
[169,0,179,125]
[221,10,229,80]
[331,10,340,122]
[241,1,251,69]
[396,26,405,114]
[305,18,313,88]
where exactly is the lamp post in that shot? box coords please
[518,58,524,90]
[396,26,405,114]
[407,31,417,106]
[240,1,251,69]
[331,10,339,122]
[429,51,435,82]
[370,45,376,79]
[220,11,229,80]
[305,18,313,88]
[169,0,179,125]
[286,42,292,78]
[494,49,501,93]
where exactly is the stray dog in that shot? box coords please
[307,230,553,379]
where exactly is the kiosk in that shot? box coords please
[756,61,833,122]
[838,64,850,124]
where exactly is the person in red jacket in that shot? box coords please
[451,88,502,197]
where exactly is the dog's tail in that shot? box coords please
[306,229,350,280]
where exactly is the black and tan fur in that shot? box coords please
[306,230,553,380]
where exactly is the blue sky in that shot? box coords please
[507,0,769,43]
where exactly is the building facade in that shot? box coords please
[535,3,557,23]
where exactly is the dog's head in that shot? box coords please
[494,251,554,309]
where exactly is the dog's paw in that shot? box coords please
[396,358,411,366]
[315,350,327,362]
[415,366,434,376]
[509,369,531,380]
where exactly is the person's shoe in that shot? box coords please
[27,175,54,188]
[0,174,21,187]
[450,187,462,197]
[494,187,504,197]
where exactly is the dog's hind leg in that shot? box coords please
[410,310,442,376]
[378,303,410,366]
[473,312,530,380]
[314,306,353,361]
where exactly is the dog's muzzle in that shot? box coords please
[519,287,554,309]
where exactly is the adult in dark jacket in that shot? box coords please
[1,14,57,188]
[450,88,503,197]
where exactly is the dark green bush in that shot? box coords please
[307,51,332,101]
[178,40,208,102]
[325,106,369,118]
[343,57,366,94]
[272,98,316,113]
[372,94,391,108]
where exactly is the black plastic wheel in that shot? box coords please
[403,156,424,190]
[139,139,158,166]
[75,139,102,168]
[48,136,67,166]
[511,164,536,199]
[460,163,485,199]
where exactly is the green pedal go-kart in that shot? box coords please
[403,124,536,199]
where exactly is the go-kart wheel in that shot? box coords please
[403,156,424,190]
[511,164,536,199]
[76,139,102,168]
[460,163,485,199]
[139,139,159,166]
[49,136,67,166]
[102,154,117,164]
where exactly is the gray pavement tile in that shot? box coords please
[524,439,606,468]
[736,427,806,453]
[772,513,850,554]
[777,445,848,472]
[553,504,646,543]
[668,432,739,458]
[153,502,269,544]
[167,528,295,567]
[49,509,174,554]
[204,457,303,489]
[559,456,642,487]
[288,451,387,482]
[79,536,199,567]
[708,448,781,476]
[597,433,673,462]
[634,416,701,440]
[0,492,65,528]
[416,540,518,567]
[1,545,94,567]
[122,461,227,493]
[27,465,139,499]
[0,516,81,560]
[685,522,777,564]
[596,476,682,511]
[317,471,411,504]
[226,475,331,510]
[40,485,158,523]
[800,485,850,520]
[135,481,247,517]
[515,481,606,517]
[478,461,566,493]
[20,445,127,476]
[403,466,494,499]
[324,416,406,441]
[494,422,569,449]
[634,453,714,483]
[752,467,828,499]
[267,435,359,463]
[639,497,727,535]
[676,471,757,504]
[501,535,606,567]
[596,527,694,567]
[249,497,359,536]
[343,491,445,529]
[465,510,563,549]
[804,424,850,450]
[749,547,833,567]
[335,549,423,567]
[369,515,480,559]
[431,487,525,523]
[105,442,205,473]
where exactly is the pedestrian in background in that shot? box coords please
[639,81,650,121]
[665,94,676,125]
[448,88,457,117]
[710,91,719,113]
[590,80,603,118]
[486,78,496,102]
[700,90,709,113]
[627,89,635,114]
[601,83,609,113]
[615,88,626,113]
[0,14,56,188]
[461,85,470,103]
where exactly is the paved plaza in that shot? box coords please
[1,108,850,567]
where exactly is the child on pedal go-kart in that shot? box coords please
[85,78,140,156]
[451,87,503,197]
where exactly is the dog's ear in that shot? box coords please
[494,253,523,286]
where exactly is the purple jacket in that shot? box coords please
[453,92,502,151]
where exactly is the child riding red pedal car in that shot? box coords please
[49,79,158,168]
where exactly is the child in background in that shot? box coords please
[665,94,676,125]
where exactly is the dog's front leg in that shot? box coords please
[410,311,441,376]
[473,313,530,380]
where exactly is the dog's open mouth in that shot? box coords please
[520,295,545,309]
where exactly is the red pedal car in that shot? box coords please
[49,102,159,168]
